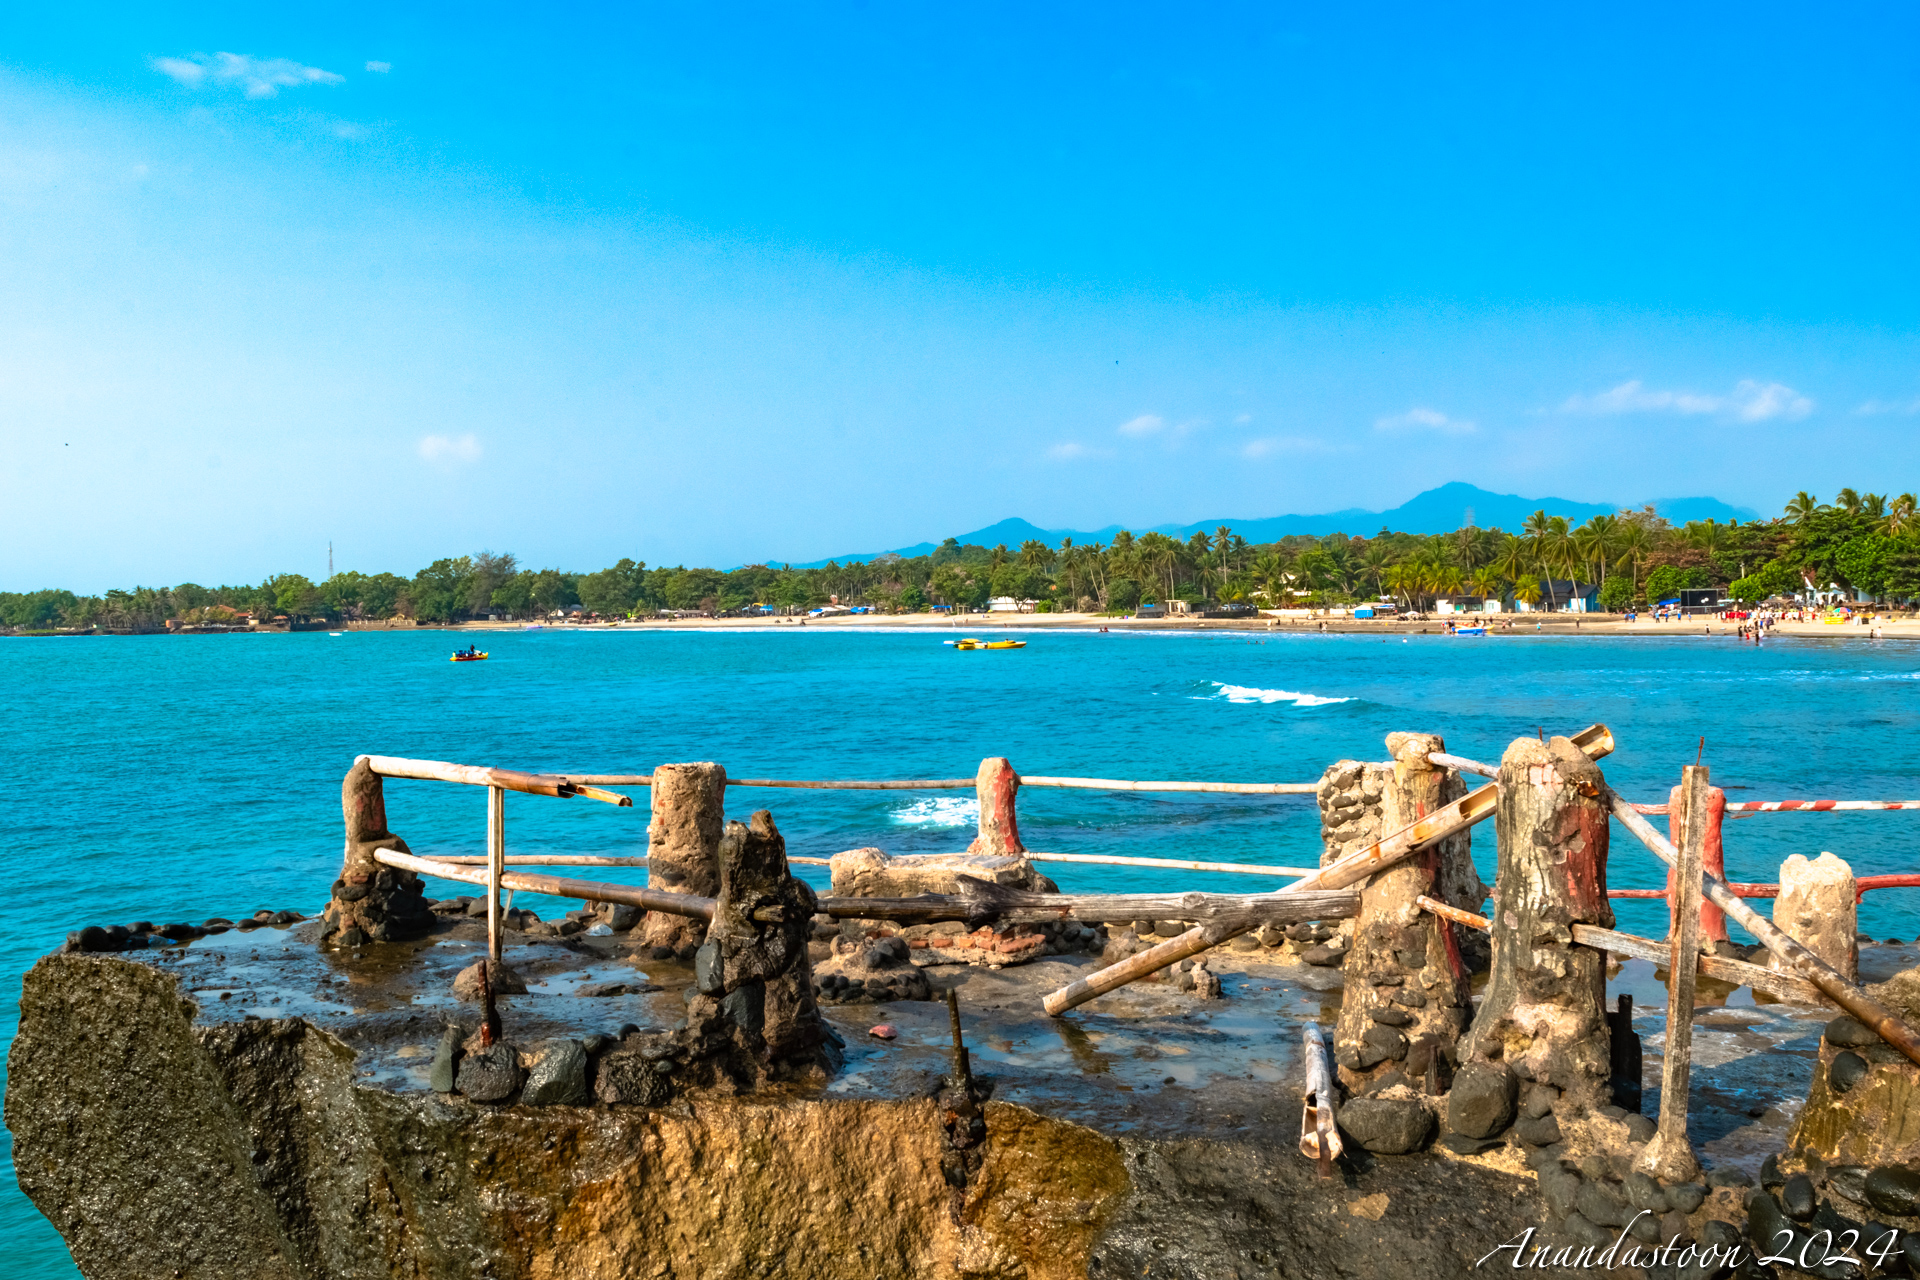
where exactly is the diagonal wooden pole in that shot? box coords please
[1041,724,1616,1015]
[1638,765,1706,1183]
[487,784,505,964]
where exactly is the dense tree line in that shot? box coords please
[6,489,1917,632]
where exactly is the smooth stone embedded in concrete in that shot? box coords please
[1866,1167,1920,1217]
[1773,852,1858,983]
[1447,1061,1516,1139]
[1338,1097,1433,1154]
[522,1040,588,1106]
[428,1024,462,1093]
[455,1041,523,1102]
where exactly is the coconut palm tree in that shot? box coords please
[1575,515,1620,588]
[990,544,1010,573]
[1863,493,1887,520]
[1882,493,1918,536]
[1613,521,1651,602]
[1018,539,1053,570]
[1836,488,1864,517]
[1469,566,1504,602]
[1785,491,1825,525]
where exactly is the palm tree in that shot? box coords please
[1513,577,1542,608]
[1882,493,1918,536]
[1018,539,1052,570]
[1360,542,1392,598]
[1575,515,1620,587]
[1469,566,1504,602]
[990,544,1010,573]
[1613,521,1652,602]
[1785,491,1825,525]
[1836,488,1864,517]
[1251,552,1287,608]
[1863,493,1887,520]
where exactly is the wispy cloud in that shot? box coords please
[1856,396,1920,417]
[153,52,345,99]
[419,433,482,464]
[364,60,392,73]
[1117,413,1163,438]
[1374,406,1476,435]
[1233,412,1253,424]
[1560,379,1812,422]
[1241,435,1333,459]
[1045,441,1112,461]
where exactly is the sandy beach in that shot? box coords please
[418,611,1920,641]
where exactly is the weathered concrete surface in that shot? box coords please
[641,762,726,952]
[1772,851,1858,983]
[320,759,433,947]
[828,848,1044,899]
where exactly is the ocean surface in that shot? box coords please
[4,625,1919,1273]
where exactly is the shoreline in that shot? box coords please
[14,613,1920,642]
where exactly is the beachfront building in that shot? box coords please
[1512,579,1600,613]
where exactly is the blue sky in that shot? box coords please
[3,3,1918,589]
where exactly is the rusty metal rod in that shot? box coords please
[375,848,717,919]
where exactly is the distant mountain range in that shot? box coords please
[769,482,1761,569]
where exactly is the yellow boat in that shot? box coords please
[948,638,1027,650]
[450,650,490,662]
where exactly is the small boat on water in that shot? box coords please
[945,638,1027,650]
[328,631,344,637]
[451,648,489,662]
[1452,626,1487,637]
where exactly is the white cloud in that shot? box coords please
[1241,435,1333,458]
[1117,413,1164,437]
[1233,412,1253,424]
[1046,441,1109,461]
[153,52,345,99]
[1856,396,1920,416]
[1374,406,1476,435]
[365,60,392,73]
[1560,378,1812,422]
[419,433,482,464]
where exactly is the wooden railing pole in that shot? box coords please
[1667,782,1728,943]
[487,784,505,964]
[1639,765,1706,1183]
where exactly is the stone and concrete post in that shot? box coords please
[1334,733,1476,1097]
[641,762,727,953]
[321,758,433,947]
[1667,782,1728,945]
[1457,735,1614,1133]
[680,811,840,1087]
[967,757,1026,856]
[1773,852,1858,983]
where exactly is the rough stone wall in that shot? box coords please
[1333,734,1474,1098]
[641,762,726,953]
[1316,759,1387,952]
[676,810,839,1089]
[320,758,432,948]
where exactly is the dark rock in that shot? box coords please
[1521,1085,1558,1120]
[271,910,302,925]
[1710,1167,1755,1189]
[1781,1174,1816,1221]
[1597,1104,1628,1120]
[454,1042,523,1103]
[1626,1170,1668,1213]
[1628,1211,1661,1243]
[1358,1025,1408,1066]
[1701,1219,1742,1249]
[522,1041,589,1106]
[1760,1153,1783,1188]
[1367,1006,1413,1027]
[1300,945,1343,967]
[575,983,629,998]
[1745,1189,1788,1250]
[720,982,766,1035]
[1577,1179,1629,1227]
[1390,990,1427,1008]
[1524,1142,1567,1171]
[1513,1114,1562,1147]
[1865,1166,1920,1217]
[618,1023,640,1039]
[75,926,110,953]
[157,923,200,941]
[1338,1097,1433,1154]
[674,943,698,962]
[600,903,641,931]
[338,882,370,902]
[581,1034,611,1055]
[202,917,233,927]
[1667,1182,1707,1214]
[1438,1133,1503,1156]
[1447,1061,1517,1138]
[594,1051,673,1106]
[1626,1113,1658,1143]
[1829,1051,1869,1095]
[650,945,675,960]
[1826,1016,1878,1049]
[452,960,527,1001]
[694,942,724,994]
[1540,1166,1582,1218]
[428,1024,462,1093]
[1826,1166,1867,1204]
[1900,1232,1920,1276]
[1560,1212,1611,1247]
[1365,1070,1413,1097]
[1658,1209,1692,1248]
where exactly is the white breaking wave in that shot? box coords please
[891,796,980,828]
[1205,682,1352,707]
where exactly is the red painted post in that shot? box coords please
[967,757,1027,856]
[1667,784,1727,943]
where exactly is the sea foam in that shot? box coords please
[1205,682,1352,707]
[890,796,980,828]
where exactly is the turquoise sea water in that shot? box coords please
[4,626,1920,1273]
